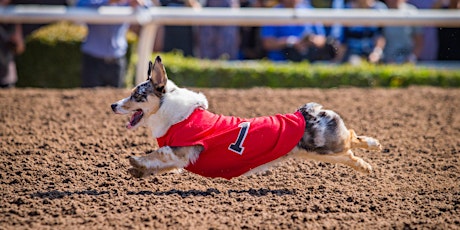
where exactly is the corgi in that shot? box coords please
[111,56,382,179]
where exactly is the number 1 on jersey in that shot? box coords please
[228,122,250,155]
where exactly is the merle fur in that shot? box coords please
[297,103,345,155]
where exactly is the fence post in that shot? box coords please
[135,22,157,85]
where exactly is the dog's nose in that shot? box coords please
[111,103,117,112]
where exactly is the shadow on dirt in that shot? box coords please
[30,190,110,200]
[227,188,296,196]
[127,188,221,197]
[30,188,296,199]
[129,188,296,197]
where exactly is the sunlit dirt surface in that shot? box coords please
[1,86,459,229]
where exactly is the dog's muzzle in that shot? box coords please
[111,103,118,113]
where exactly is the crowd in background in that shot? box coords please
[153,0,459,64]
[1,0,459,88]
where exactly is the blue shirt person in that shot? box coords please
[76,0,151,87]
[341,0,387,64]
[260,0,329,62]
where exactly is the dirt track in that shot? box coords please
[1,86,459,229]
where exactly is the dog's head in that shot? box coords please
[111,56,168,130]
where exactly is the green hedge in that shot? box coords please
[157,53,460,88]
[15,22,460,88]
[16,21,136,88]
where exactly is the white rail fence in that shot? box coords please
[1,5,459,84]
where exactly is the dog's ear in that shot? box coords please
[150,56,168,95]
[147,61,153,80]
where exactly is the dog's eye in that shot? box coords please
[132,93,146,102]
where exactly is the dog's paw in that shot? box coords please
[128,156,151,178]
[129,156,145,169]
[361,163,373,174]
[128,167,150,178]
[367,138,382,151]
[356,159,373,174]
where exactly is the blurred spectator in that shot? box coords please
[260,0,335,62]
[309,0,345,61]
[198,0,240,60]
[156,0,201,56]
[239,0,267,60]
[309,0,344,41]
[0,0,25,88]
[382,0,423,63]
[76,0,151,88]
[407,0,438,61]
[341,0,387,64]
[433,0,460,60]
[11,0,68,37]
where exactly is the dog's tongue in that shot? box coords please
[127,109,143,129]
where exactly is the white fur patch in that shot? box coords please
[366,138,379,147]
[146,80,209,138]
[113,97,131,114]
[187,148,201,165]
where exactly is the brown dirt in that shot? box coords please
[1,86,459,229]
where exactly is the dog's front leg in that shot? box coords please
[128,165,178,178]
[128,145,202,178]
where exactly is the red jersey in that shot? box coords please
[157,109,306,179]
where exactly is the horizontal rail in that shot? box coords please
[150,8,460,27]
[1,5,459,85]
[0,6,459,27]
[0,5,149,24]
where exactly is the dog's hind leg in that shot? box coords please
[349,129,382,151]
[339,150,373,173]
[294,149,373,174]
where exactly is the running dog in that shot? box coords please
[111,56,382,179]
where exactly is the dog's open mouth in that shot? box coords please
[127,109,144,129]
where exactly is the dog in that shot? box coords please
[111,56,382,179]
